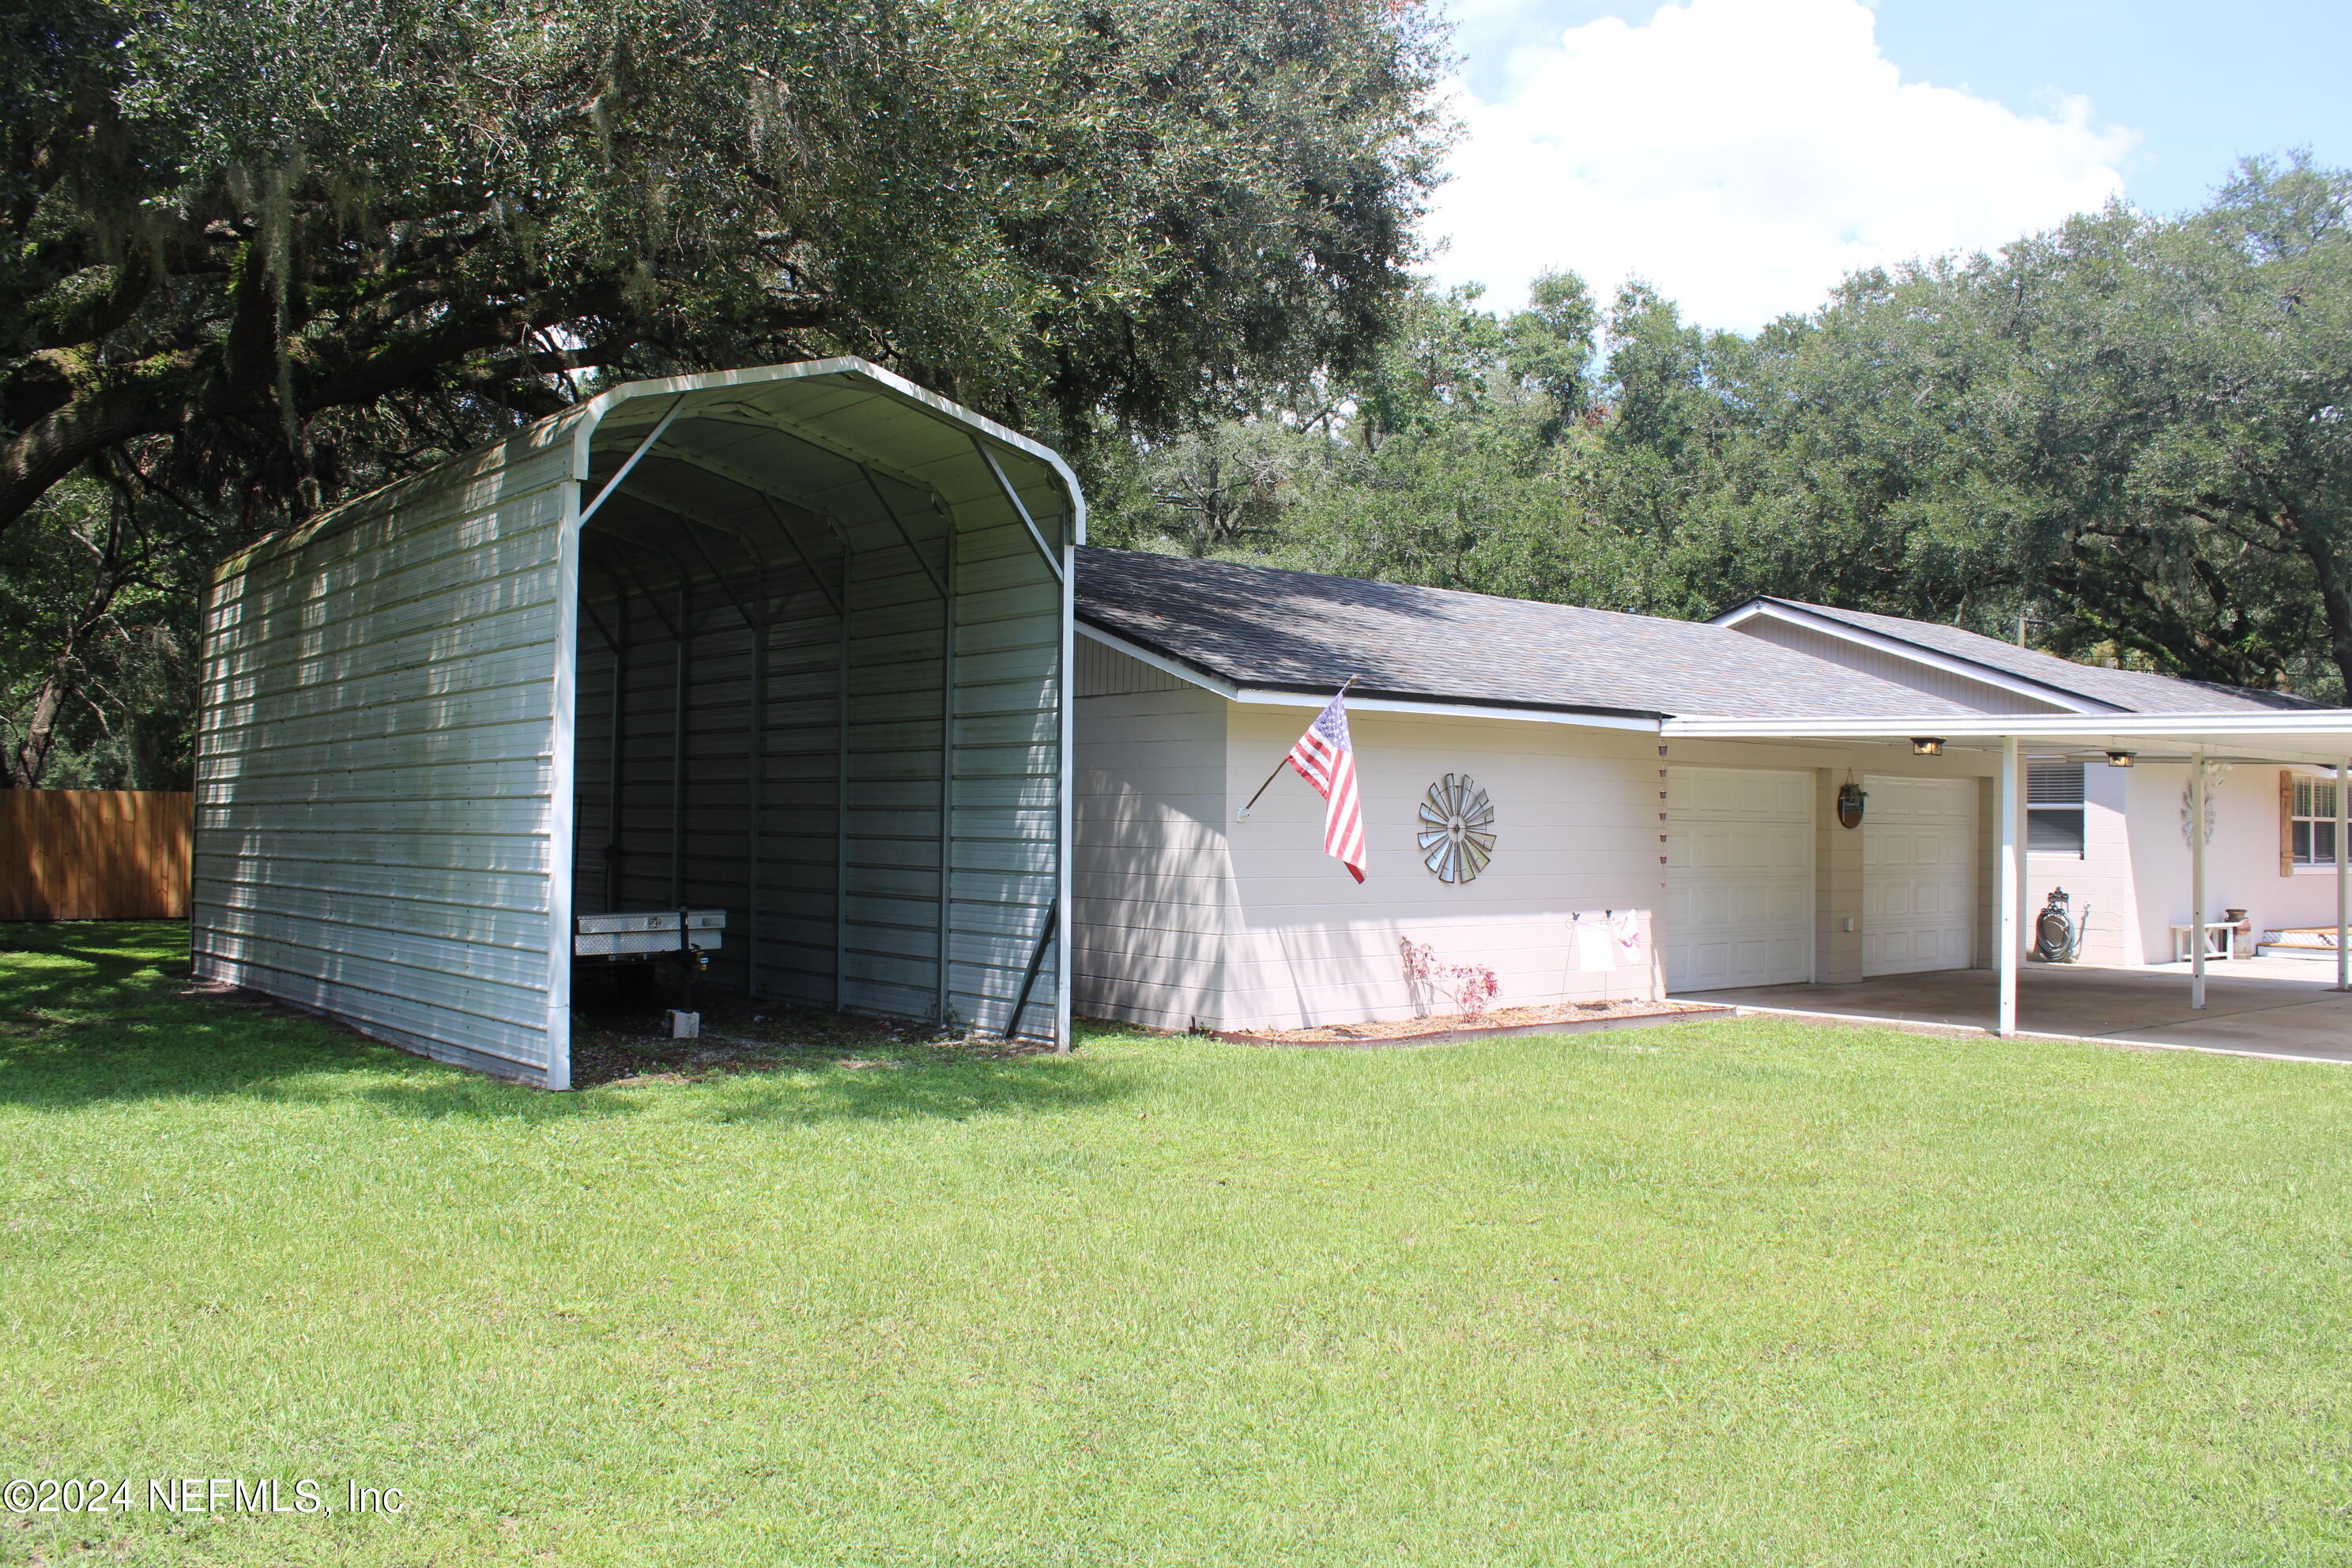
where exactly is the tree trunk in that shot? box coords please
[8,652,73,788]
[2292,514,2352,700]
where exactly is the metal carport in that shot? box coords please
[194,360,1078,1087]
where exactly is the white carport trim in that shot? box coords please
[1663,708,2352,1035]
[1664,710,2352,767]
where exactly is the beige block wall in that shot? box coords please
[1814,769,1865,982]
[1218,707,1667,1031]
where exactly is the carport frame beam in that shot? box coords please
[2191,756,2208,1011]
[2337,756,2348,993]
[1998,736,2018,1038]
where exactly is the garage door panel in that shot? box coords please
[1665,766,1814,991]
[1862,775,1976,978]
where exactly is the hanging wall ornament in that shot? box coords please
[1836,773,1868,829]
[1418,774,1498,884]
[2180,760,2230,846]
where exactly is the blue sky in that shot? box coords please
[1427,0,2350,330]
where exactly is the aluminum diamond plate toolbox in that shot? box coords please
[574,909,726,957]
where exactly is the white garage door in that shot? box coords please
[1862,775,1977,977]
[1665,766,1815,990]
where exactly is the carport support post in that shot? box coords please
[2336,756,2347,992]
[2191,756,2207,1011]
[1998,735,2019,1038]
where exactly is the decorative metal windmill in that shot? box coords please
[1418,773,1497,884]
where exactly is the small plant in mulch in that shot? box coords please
[1400,937,1501,1023]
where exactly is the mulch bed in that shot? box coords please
[1215,997,1730,1048]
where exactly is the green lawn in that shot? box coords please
[4,922,2350,1566]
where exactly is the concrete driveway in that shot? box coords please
[1686,956,2352,1065]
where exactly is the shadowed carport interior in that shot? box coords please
[570,368,1072,1040]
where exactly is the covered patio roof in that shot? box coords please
[1660,710,2352,1035]
[1661,710,2352,770]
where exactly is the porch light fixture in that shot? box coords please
[2105,750,2135,767]
[1911,737,1944,757]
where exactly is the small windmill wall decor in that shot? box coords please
[1418,774,1497,884]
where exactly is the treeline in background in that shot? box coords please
[4,0,2348,793]
[1091,156,2352,711]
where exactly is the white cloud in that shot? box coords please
[1424,0,2137,332]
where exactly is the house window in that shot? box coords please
[2290,777,2342,867]
[2027,760,2085,856]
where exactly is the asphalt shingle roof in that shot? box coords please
[1751,597,2320,714]
[1074,548,1984,720]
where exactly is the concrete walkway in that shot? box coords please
[1685,956,2352,1065]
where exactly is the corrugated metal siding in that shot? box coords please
[194,424,576,1083]
[571,383,1065,1041]
[194,360,1072,1086]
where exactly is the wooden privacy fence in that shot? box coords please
[0,791,193,920]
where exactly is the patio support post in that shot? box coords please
[2191,756,2207,1011]
[2337,757,2348,992]
[671,579,691,908]
[1998,735,2019,1038]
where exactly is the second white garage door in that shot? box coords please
[1862,775,1977,977]
[1664,766,1814,990]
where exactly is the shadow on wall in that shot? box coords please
[0,921,1135,1124]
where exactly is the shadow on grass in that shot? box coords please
[0,922,1135,1128]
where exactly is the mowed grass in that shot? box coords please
[4,924,2351,1566]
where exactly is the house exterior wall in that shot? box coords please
[1072,665,1232,1031]
[1813,769,1866,983]
[2113,762,2348,964]
[2024,760,2135,965]
[1216,707,1666,1031]
[194,420,579,1085]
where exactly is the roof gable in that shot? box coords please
[1718,597,2319,715]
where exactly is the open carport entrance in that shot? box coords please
[564,364,1076,1047]
[1662,711,2352,1043]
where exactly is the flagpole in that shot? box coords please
[1235,677,1355,821]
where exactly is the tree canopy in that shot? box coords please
[1098,156,2352,704]
[0,0,1442,784]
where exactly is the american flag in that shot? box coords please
[1286,692,1367,883]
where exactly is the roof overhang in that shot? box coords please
[1662,710,2352,768]
[1074,623,1664,732]
[1713,597,2113,714]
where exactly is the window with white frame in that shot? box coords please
[2290,776,2342,867]
[2027,760,2086,856]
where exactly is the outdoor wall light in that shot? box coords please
[2105,751,2136,767]
[1911,737,1944,757]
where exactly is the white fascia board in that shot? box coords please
[1662,710,2352,765]
[1716,599,2113,715]
[1073,624,1663,733]
[1233,688,1661,732]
